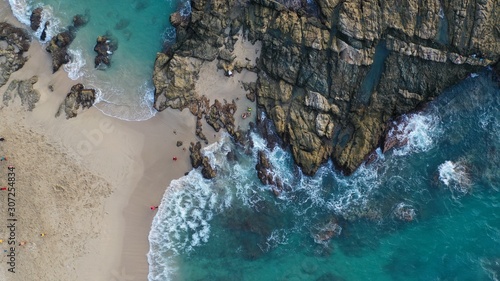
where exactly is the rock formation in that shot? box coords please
[255,150,290,196]
[153,0,500,175]
[94,35,118,69]
[45,12,88,72]
[189,141,217,179]
[3,76,40,111]
[30,7,43,31]
[55,83,96,119]
[0,22,31,88]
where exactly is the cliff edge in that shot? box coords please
[153,0,500,175]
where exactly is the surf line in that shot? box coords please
[5,165,17,273]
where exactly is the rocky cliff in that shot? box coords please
[153,0,500,175]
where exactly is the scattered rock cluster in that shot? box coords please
[153,0,500,176]
[55,83,96,119]
[0,22,31,88]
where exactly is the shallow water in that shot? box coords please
[9,0,183,120]
[149,71,500,281]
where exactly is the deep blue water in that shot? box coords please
[148,71,500,281]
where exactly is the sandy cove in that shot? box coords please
[0,2,258,280]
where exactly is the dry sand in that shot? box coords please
[0,2,259,280]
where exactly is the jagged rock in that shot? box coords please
[189,141,217,178]
[153,54,202,111]
[153,0,500,176]
[46,30,74,72]
[94,35,118,69]
[0,23,31,88]
[40,21,50,41]
[176,141,183,147]
[3,76,40,111]
[189,141,203,168]
[30,7,43,31]
[55,83,96,119]
[201,156,217,179]
[45,13,88,72]
[255,150,290,196]
[243,82,257,102]
[170,12,189,28]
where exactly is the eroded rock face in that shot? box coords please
[0,22,31,88]
[55,83,96,119]
[153,0,500,175]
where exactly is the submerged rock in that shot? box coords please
[55,83,96,119]
[153,0,500,176]
[393,203,416,222]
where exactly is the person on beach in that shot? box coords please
[0,137,4,141]
[173,157,177,161]
[0,157,7,161]
[150,206,158,210]
[0,187,6,191]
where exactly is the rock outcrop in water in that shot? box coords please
[0,22,31,88]
[55,83,96,119]
[153,0,500,175]
[94,35,118,69]
[189,141,217,179]
[45,12,88,73]
[30,7,43,31]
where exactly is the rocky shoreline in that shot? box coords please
[153,0,499,175]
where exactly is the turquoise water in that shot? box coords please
[8,0,184,120]
[149,71,500,281]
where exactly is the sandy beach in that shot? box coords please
[0,2,258,280]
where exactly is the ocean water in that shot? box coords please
[149,71,500,281]
[8,0,188,120]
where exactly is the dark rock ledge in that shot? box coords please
[153,0,500,176]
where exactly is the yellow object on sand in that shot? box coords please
[40,233,45,237]
[0,239,3,243]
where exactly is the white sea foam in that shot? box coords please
[8,0,32,26]
[326,164,380,217]
[63,49,86,80]
[179,0,192,17]
[438,160,471,194]
[8,1,61,42]
[35,5,61,42]
[391,113,441,156]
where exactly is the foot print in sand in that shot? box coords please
[110,267,134,281]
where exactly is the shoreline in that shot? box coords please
[0,1,258,280]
